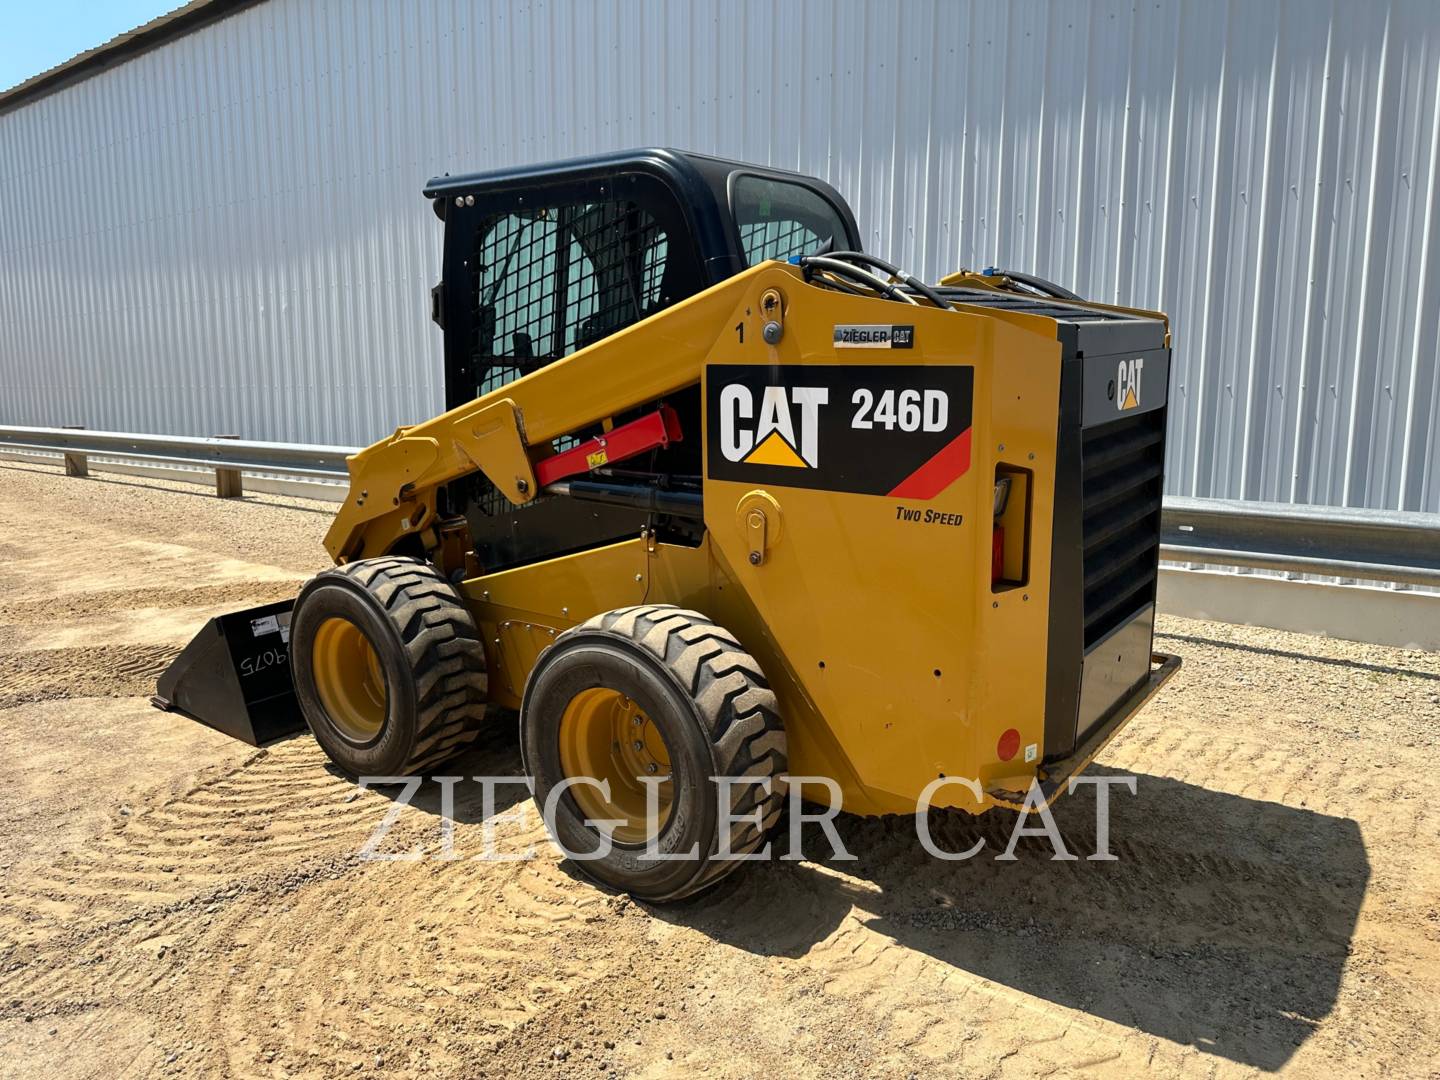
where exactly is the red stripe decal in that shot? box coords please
[886,427,972,500]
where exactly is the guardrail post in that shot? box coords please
[214,435,243,498]
[61,425,88,477]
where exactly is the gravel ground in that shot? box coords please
[1,459,1437,1079]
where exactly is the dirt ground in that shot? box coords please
[1,459,1437,1079]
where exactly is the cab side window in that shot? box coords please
[474,212,558,393]
[732,175,848,264]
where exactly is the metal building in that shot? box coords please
[2,0,1438,511]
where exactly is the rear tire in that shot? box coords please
[290,556,488,777]
[521,605,787,902]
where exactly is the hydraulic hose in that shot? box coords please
[796,256,919,305]
[546,479,704,520]
[803,270,869,296]
[826,251,953,310]
[983,267,1083,303]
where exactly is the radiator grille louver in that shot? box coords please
[1080,409,1166,648]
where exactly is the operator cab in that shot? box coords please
[423,149,861,571]
[425,148,861,409]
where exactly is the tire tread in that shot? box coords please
[562,603,787,896]
[318,557,488,774]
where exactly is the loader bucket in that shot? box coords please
[150,599,307,746]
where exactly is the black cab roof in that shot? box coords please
[424,148,863,286]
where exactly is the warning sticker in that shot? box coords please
[250,614,280,638]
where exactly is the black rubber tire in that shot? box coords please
[521,604,787,902]
[290,556,488,777]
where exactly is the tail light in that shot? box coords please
[991,477,1011,584]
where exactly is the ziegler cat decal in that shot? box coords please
[833,324,915,349]
[706,364,974,499]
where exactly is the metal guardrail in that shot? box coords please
[3,425,1439,588]
[0,424,352,495]
[1160,496,1440,588]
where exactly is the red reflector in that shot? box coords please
[991,525,1005,583]
[997,728,1021,762]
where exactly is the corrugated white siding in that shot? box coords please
[2,0,1438,509]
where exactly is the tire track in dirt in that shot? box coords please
[180,852,640,1077]
[0,725,638,1076]
[0,644,178,708]
[1,536,305,606]
[0,580,299,624]
[0,741,375,941]
[3,810,642,1077]
[1105,720,1440,852]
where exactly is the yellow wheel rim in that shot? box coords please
[310,616,388,742]
[557,688,673,846]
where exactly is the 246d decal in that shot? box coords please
[707,364,974,499]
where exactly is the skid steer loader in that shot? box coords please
[154,149,1179,900]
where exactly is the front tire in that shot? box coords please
[521,605,787,902]
[290,556,488,777]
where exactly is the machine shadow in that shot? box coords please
[656,766,1369,1072]
[322,710,531,822]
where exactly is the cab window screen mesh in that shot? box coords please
[732,175,846,264]
[739,218,820,264]
[469,202,669,395]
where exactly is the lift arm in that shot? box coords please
[322,264,780,564]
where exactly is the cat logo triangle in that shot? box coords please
[1119,384,1139,410]
[744,430,809,468]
